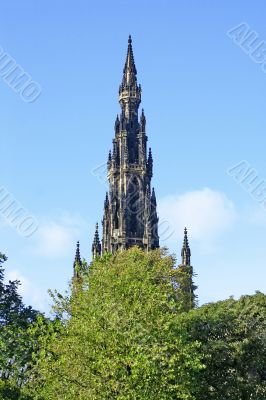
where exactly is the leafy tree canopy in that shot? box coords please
[27,247,202,400]
[0,252,41,399]
[2,248,265,400]
[187,291,266,399]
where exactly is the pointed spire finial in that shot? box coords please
[181,227,191,266]
[73,240,82,277]
[147,147,153,176]
[140,108,146,132]
[121,35,137,86]
[151,187,157,206]
[92,222,101,259]
[115,114,120,133]
[104,192,109,208]
[107,150,112,169]
[119,36,141,118]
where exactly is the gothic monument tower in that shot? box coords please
[92,36,159,257]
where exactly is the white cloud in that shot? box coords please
[158,188,236,250]
[33,214,85,258]
[35,223,75,257]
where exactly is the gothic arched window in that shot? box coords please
[127,177,143,237]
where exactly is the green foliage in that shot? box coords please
[0,252,41,399]
[2,248,265,399]
[26,247,203,399]
[187,292,266,399]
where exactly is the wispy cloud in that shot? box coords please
[158,188,236,252]
[32,213,86,258]
[5,212,91,313]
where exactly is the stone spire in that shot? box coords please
[121,35,137,86]
[181,227,191,266]
[104,192,109,209]
[92,223,101,259]
[147,147,153,177]
[119,35,141,121]
[140,108,146,132]
[101,36,159,254]
[151,187,157,206]
[178,228,197,311]
[73,241,82,277]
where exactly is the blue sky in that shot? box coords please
[1,1,266,312]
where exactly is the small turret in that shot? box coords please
[147,147,153,176]
[178,228,197,310]
[107,150,112,168]
[115,115,120,133]
[104,192,109,209]
[140,108,146,132]
[73,241,82,277]
[181,227,191,266]
[92,223,101,259]
[151,187,157,207]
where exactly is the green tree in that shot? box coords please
[24,248,266,400]
[0,252,40,399]
[27,248,203,400]
[187,292,266,399]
